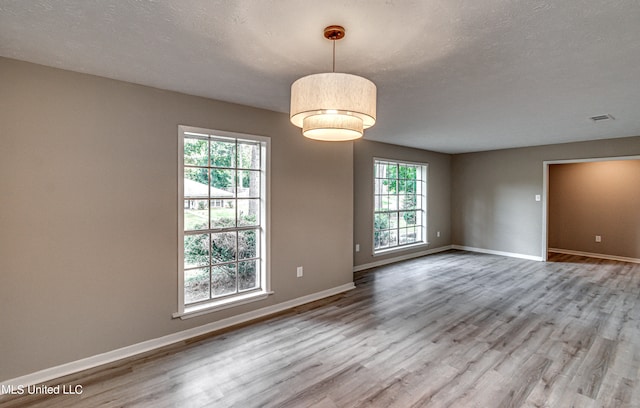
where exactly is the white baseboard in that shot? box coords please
[1,283,355,388]
[353,245,453,272]
[548,248,640,264]
[451,245,543,261]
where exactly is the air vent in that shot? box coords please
[590,114,615,122]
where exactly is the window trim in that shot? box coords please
[372,157,428,255]
[175,125,271,319]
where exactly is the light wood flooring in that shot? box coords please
[2,250,640,407]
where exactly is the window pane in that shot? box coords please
[388,229,398,247]
[399,228,409,244]
[237,170,260,197]
[374,162,386,179]
[415,225,422,242]
[184,138,208,166]
[210,200,236,229]
[374,230,389,249]
[399,179,416,194]
[184,267,210,304]
[184,200,209,231]
[238,199,260,227]
[389,212,399,229]
[400,165,416,180]
[401,210,418,226]
[211,169,235,197]
[407,227,420,243]
[399,227,418,245]
[374,178,382,194]
[238,260,258,291]
[374,213,389,232]
[212,264,236,296]
[415,195,422,210]
[386,163,398,180]
[401,195,417,210]
[387,195,398,211]
[399,165,409,179]
[406,227,417,243]
[184,234,210,269]
[382,178,391,194]
[374,194,385,211]
[212,232,236,263]
[381,178,392,195]
[210,139,235,167]
[184,169,209,198]
[238,142,261,169]
[238,229,257,260]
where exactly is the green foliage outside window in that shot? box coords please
[374,159,426,251]
[374,213,390,248]
[183,133,264,304]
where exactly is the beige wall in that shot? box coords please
[549,160,640,259]
[353,140,451,267]
[452,137,640,258]
[0,57,354,381]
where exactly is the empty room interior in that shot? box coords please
[2,1,640,407]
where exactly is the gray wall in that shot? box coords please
[549,160,640,259]
[353,140,451,267]
[0,57,354,381]
[452,136,640,258]
[4,55,640,382]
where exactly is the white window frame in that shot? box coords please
[373,157,428,255]
[174,125,271,319]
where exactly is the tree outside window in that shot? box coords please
[180,128,268,307]
[373,159,427,252]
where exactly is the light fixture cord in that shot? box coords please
[332,39,336,72]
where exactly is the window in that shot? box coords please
[176,126,270,318]
[373,158,427,253]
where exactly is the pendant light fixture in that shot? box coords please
[290,25,377,141]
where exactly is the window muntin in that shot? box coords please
[179,126,269,312]
[373,159,427,252]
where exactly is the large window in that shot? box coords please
[177,126,270,317]
[373,158,427,253]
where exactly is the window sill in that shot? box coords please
[173,290,274,320]
[373,242,430,257]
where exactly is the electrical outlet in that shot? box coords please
[296,266,303,277]
[535,194,541,202]
[355,244,360,252]
[595,235,602,243]
[436,231,441,238]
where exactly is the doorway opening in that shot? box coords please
[542,155,640,262]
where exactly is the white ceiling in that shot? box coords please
[2,0,639,153]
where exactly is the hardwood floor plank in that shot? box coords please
[495,354,552,408]
[2,251,640,407]
[596,373,634,408]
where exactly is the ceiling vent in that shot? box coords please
[590,114,615,122]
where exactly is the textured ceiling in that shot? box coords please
[1,0,639,153]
